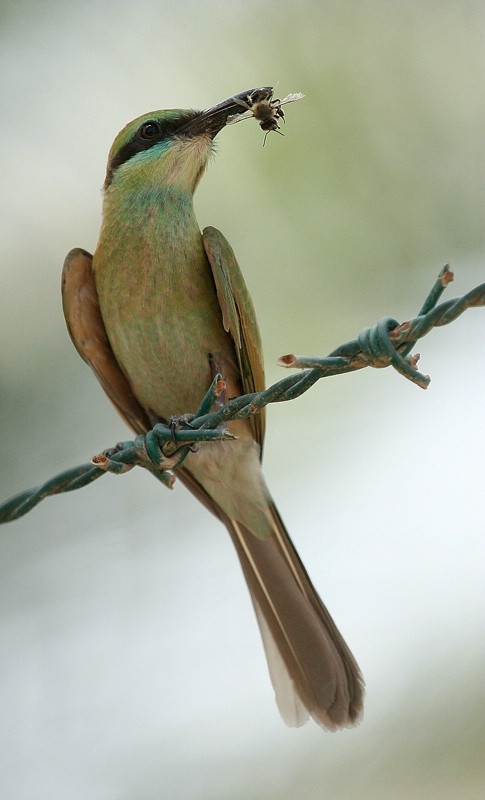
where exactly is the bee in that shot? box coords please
[228,88,305,145]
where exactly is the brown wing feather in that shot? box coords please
[61,248,151,435]
[202,226,265,448]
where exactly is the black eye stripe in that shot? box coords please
[104,112,198,188]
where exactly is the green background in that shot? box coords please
[1,1,485,797]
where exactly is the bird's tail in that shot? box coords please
[227,503,364,730]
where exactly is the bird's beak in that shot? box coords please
[177,87,273,139]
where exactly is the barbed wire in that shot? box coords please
[1,266,484,525]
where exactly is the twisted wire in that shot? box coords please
[2,268,484,524]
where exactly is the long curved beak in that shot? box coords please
[177,87,273,139]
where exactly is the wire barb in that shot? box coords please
[1,267,484,525]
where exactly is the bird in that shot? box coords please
[61,87,364,730]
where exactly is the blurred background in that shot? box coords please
[1,1,485,797]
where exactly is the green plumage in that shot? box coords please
[95,183,230,415]
[62,93,364,730]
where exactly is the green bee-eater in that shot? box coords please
[61,88,364,730]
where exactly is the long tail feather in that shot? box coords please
[227,507,364,730]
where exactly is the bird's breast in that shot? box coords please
[93,188,236,418]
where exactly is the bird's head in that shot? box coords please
[104,87,273,195]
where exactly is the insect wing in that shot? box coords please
[278,92,305,106]
[226,109,255,125]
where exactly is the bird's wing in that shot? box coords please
[61,248,151,435]
[61,247,242,516]
[202,226,265,447]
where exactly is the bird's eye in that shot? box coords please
[139,121,161,140]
